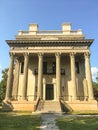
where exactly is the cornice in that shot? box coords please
[6,39,94,47]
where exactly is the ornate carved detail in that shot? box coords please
[9,52,15,57]
[84,52,90,58]
[55,52,61,57]
[23,53,29,58]
[38,52,44,57]
[70,52,76,57]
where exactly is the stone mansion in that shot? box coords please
[2,23,97,112]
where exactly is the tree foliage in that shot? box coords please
[93,81,98,101]
[0,68,8,103]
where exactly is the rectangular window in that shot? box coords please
[75,62,79,73]
[52,62,56,73]
[43,62,47,74]
[21,62,24,74]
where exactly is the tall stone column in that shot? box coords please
[84,52,94,100]
[22,53,29,100]
[70,53,77,100]
[37,53,43,99]
[12,58,20,100]
[56,53,61,100]
[5,53,14,100]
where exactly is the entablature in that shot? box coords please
[10,46,90,54]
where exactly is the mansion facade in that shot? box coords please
[3,23,97,111]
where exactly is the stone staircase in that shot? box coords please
[36,100,62,113]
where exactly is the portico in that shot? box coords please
[5,51,94,101]
[3,23,97,111]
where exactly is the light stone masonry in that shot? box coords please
[3,23,97,112]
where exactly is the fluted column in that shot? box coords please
[22,53,29,100]
[12,58,20,99]
[84,52,94,100]
[70,53,77,100]
[37,53,43,99]
[56,53,61,100]
[5,53,14,100]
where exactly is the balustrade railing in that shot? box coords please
[34,68,65,75]
[11,95,37,101]
[60,95,89,101]
[18,30,81,35]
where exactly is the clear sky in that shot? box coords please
[0,0,98,81]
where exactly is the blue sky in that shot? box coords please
[0,0,98,81]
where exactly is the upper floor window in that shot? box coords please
[52,62,56,73]
[43,62,47,74]
[75,62,79,73]
[20,62,24,74]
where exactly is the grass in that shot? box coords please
[56,116,98,130]
[71,110,98,115]
[0,111,41,130]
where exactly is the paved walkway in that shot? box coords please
[39,113,61,130]
[35,112,98,130]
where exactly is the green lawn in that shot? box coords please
[0,112,41,130]
[56,116,98,130]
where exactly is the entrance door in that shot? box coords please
[46,84,54,100]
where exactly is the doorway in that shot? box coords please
[46,84,54,100]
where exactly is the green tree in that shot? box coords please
[0,68,8,103]
[96,72,98,83]
[93,81,98,101]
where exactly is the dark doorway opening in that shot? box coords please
[46,84,54,100]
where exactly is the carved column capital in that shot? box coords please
[14,57,20,63]
[55,52,61,57]
[84,52,90,58]
[23,53,29,57]
[9,52,15,58]
[38,52,44,57]
[70,52,76,57]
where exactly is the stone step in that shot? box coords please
[36,100,62,112]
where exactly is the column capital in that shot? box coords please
[84,52,90,58]
[23,53,29,57]
[15,56,20,62]
[9,52,15,57]
[55,52,61,57]
[70,52,76,57]
[38,52,44,57]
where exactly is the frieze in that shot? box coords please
[10,49,89,54]
[13,46,87,50]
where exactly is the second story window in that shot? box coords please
[43,62,47,74]
[52,62,56,73]
[75,62,80,74]
[20,62,24,74]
